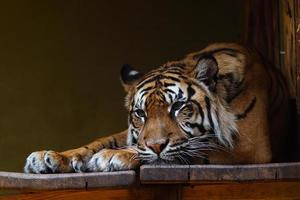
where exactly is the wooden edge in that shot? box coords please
[140,165,190,183]
[1,163,300,189]
[140,162,300,184]
[2,182,300,200]
[279,0,297,97]
[189,162,300,181]
[0,171,136,190]
[296,0,300,161]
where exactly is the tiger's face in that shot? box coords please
[121,55,237,164]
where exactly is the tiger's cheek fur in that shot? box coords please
[175,101,205,137]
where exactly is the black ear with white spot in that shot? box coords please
[195,55,219,91]
[120,64,143,92]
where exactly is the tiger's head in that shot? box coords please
[120,53,240,164]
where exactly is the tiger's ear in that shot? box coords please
[120,64,143,92]
[194,55,219,91]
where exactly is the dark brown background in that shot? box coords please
[0,1,243,172]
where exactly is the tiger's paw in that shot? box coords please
[87,149,139,172]
[24,150,84,173]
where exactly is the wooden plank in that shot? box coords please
[1,163,300,189]
[140,163,300,183]
[279,0,297,97]
[0,189,135,200]
[0,171,136,190]
[189,162,300,182]
[140,165,189,183]
[0,185,183,200]
[132,185,183,200]
[182,182,300,200]
[1,182,299,200]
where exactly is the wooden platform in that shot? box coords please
[1,163,300,199]
[140,162,300,183]
[0,171,136,190]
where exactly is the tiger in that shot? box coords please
[24,43,289,173]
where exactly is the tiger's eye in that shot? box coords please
[134,109,146,118]
[171,101,185,111]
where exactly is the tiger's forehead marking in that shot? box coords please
[132,67,197,110]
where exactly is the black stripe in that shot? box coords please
[186,122,207,133]
[140,86,153,93]
[164,82,176,87]
[112,136,118,147]
[137,76,158,90]
[168,94,173,102]
[137,75,181,90]
[164,76,181,82]
[132,136,137,144]
[177,88,184,99]
[187,84,195,100]
[131,129,138,144]
[107,156,114,165]
[236,97,257,120]
[193,48,241,60]
[140,91,148,100]
[142,72,158,80]
[164,88,176,94]
[191,100,204,124]
[178,75,189,81]
[138,152,152,156]
[204,96,215,132]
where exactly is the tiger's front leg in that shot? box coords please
[24,130,128,173]
[87,148,140,172]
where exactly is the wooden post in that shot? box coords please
[244,0,297,97]
[279,0,297,98]
[244,0,280,68]
[296,0,300,160]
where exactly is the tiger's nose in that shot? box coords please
[146,139,169,155]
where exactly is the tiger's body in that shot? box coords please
[24,43,289,173]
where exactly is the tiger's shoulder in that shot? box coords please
[181,43,289,163]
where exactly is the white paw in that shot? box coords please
[24,150,82,173]
[24,151,51,174]
[87,149,139,172]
